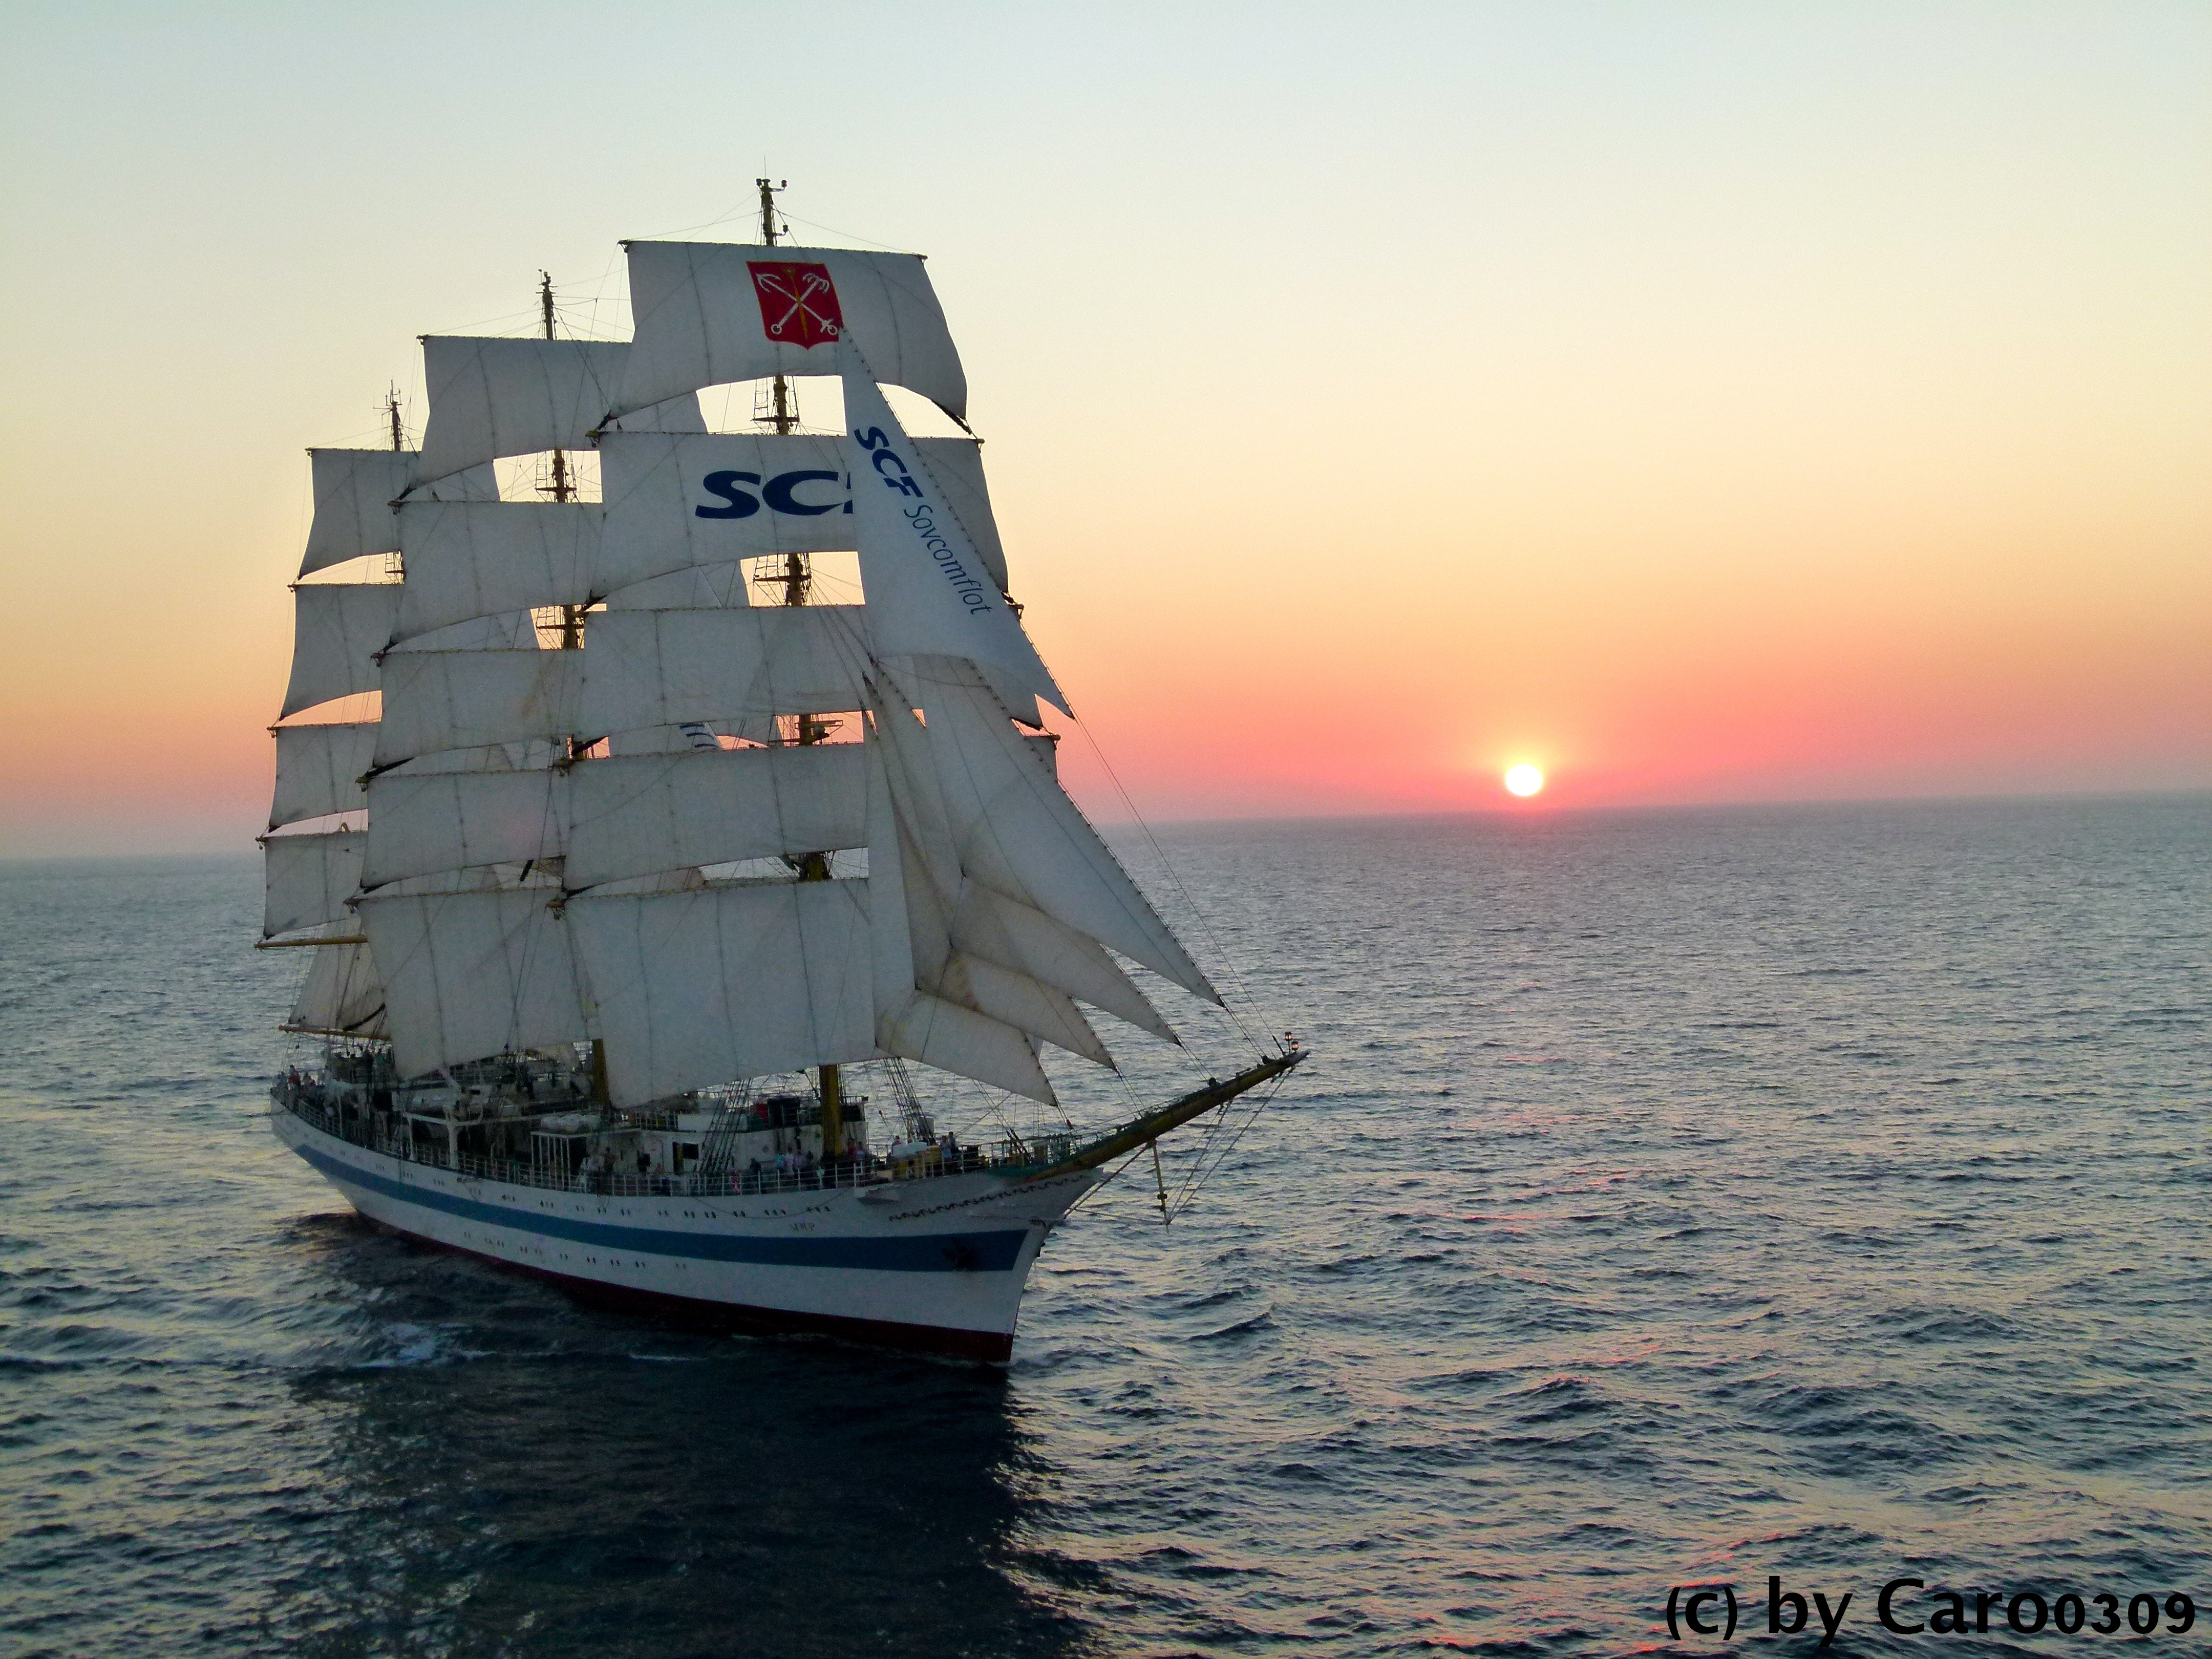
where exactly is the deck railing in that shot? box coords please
[274,1089,1042,1198]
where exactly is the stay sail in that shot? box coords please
[261,187,1304,1361]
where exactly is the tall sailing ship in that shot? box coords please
[261,188,1304,1360]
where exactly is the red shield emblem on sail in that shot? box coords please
[748,261,843,348]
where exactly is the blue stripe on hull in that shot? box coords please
[293,1141,1030,1273]
[355,1216,1019,1363]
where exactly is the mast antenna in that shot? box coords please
[753,178,803,599]
[756,178,798,437]
[537,270,575,512]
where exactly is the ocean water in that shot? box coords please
[2,797,2207,1657]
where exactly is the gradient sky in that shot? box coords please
[2,2,2206,856]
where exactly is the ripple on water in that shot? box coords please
[3,802,2209,1656]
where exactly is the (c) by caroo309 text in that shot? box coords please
[1666,1575,2196,1645]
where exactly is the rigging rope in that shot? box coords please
[1065,715,1273,1055]
[1161,1067,1295,1223]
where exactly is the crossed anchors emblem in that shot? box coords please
[747,261,844,348]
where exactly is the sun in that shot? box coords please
[1504,763,1545,798]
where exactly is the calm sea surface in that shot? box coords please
[3,798,2207,1657]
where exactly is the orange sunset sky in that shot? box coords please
[2,3,2206,857]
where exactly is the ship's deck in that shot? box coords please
[274,1086,1065,1199]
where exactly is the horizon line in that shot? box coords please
[3,783,2205,866]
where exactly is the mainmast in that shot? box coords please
[754,175,844,1157]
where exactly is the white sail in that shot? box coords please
[864,725,1058,1103]
[263,829,366,938]
[600,391,707,433]
[427,462,503,502]
[951,884,1176,1043]
[599,431,845,587]
[565,745,867,888]
[842,359,1067,715]
[863,675,1165,1048]
[362,770,567,888]
[300,449,412,575]
[913,661,1218,1002]
[279,583,399,718]
[288,931,387,1037]
[618,241,966,422]
[395,502,600,640]
[375,649,581,765]
[357,888,591,1077]
[869,668,961,889]
[883,992,1058,1104]
[602,561,752,611]
[268,230,1222,1118]
[603,723,745,756]
[390,609,545,654]
[938,954,1110,1065]
[395,737,570,776]
[269,722,376,828]
[910,438,1009,593]
[867,686,1109,1065]
[577,607,869,737]
[414,337,627,485]
[595,433,1008,593]
[565,881,879,1107]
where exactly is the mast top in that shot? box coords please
[385,385,404,452]
[536,271,575,508]
[755,179,797,434]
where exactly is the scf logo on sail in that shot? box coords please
[694,470,850,519]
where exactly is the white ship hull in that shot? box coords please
[271,1104,1101,1362]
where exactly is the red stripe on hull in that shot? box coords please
[353,1210,1017,1364]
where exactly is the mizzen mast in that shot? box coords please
[536,268,605,1104]
[384,386,406,582]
